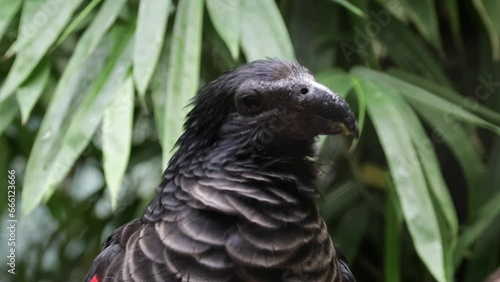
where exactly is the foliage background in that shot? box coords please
[0,0,499,281]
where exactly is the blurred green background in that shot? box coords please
[0,0,499,281]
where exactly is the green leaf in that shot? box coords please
[354,77,447,282]
[464,221,500,282]
[473,0,500,60]
[442,0,462,46]
[152,41,169,144]
[378,17,450,85]
[400,0,442,49]
[353,67,500,133]
[22,0,128,216]
[329,0,366,18]
[454,192,500,267]
[103,75,134,209]
[206,0,241,59]
[375,0,408,22]
[415,107,485,216]
[392,95,458,237]
[53,0,103,48]
[133,0,171,98]
[384,179,403,282]
[0,96,18,136]
[240,0,295,61]
[162,0,204,166]
[388,68,500,126]
[0,0,84,103]
[16,59,51,124]
[22,24,134,216]
[332,203,369,262]
[320,181,362,223]
[0,0,21,42]
[391,95,457,281]
[48,28,134,195]
[8,0,46,54]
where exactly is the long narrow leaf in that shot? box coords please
[206,0,241,59]
[329,0,366,18]
[384,178,403,282]
[473,0,500,60]
[332,203,369,262]
[0,0,21,42]
[392,94,457,281]
[240,0,295,61]
[48,27,134,195]
[353,67,500,133]
[103,75,134,209]
[0,0,83,103]
[392,95,458,236]
[388,68,500,126]
[0,97,18,135]
[400,0,442,49]
[377,17,450,85]
[162,0,204,166]
[354,77,447,282]
[133,0,170,98]
[454,192,500,267]
[152,41,170,144]
[415,108,485,216]
[22,24,134,216]
[16,59,51,124]
[22,0,128,215]
[53,0,103,48]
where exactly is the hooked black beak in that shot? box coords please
[296,83,359,138]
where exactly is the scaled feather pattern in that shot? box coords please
[85,59,358,282]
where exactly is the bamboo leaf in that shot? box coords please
[384,179,403,282]
[152,41,169,144]
[0,97,18,136]
[442,0,462,46]
[0,0,21,42]
[332,203,369,262]
[16,59,51,124]
[400,0,442,49]
[354,77,447,282]
[378,17,450,85]
[391,94,458,281]
[240,0,295,61]
[473,0,500,60]
[388,68,500,126]
[353,67,500,133]
[53,0,103,48]
[162,0,204,166]
[0,0,83,103]
[22,0,128,216]
[206,0,241,59]
[329,0,366,18]
[22,24,134,216]
[415,107,485,216]
[48,27,134,196]
[454,192,500,266]
[103,75,134,209]
[133,0,170,98]
[392,95,458,236]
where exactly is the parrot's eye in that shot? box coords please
[236,92,263,114]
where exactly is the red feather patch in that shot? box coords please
[90,275,99,282]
